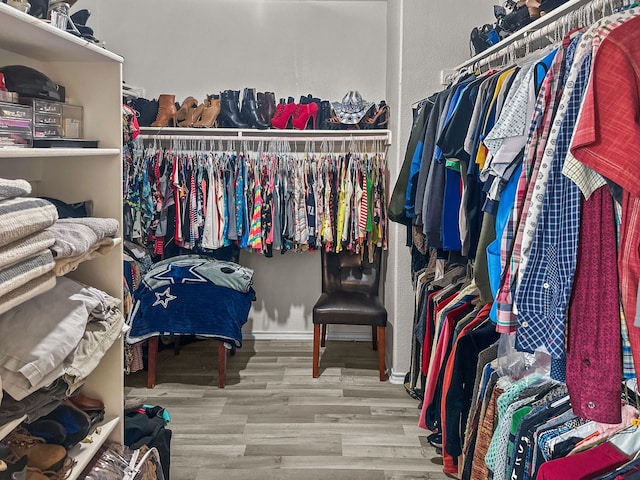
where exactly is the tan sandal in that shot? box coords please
[360,103,389,130]
[526,0,541,19]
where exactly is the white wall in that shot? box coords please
[81,0,497,376]
[383,0,495,380]
[82,0,387,340]
[76,0,387,104]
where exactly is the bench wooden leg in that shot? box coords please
[218,342,227,388]
[377,326,387,382]
[147,336,158,389]
[313,324,321,378]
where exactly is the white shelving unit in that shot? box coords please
[0,3,124,479]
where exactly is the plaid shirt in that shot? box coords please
[513,41,586,360]
[518,36,581,286]
[495,46,565,333]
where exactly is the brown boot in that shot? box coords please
[193,97,221,128]
[175,96,198,127]
[26,471,49,480]
[257,91,276,125]
[151,94,178,127]
[67,391,105,411]
[4,428,67,473]
[31,457,76,480]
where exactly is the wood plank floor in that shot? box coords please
[124,339,449,480]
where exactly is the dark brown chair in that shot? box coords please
[312,247,388,381]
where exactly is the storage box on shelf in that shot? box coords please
[0,101,32,147]
[33,101,62,138]
[62,104,83,138]
[23,98,84,140]
[0,3,124,479]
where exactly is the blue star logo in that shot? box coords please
[152,287,177,309]
[150,264,176,285]
[181,262,209,284]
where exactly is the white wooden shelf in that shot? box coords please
[0,3,122,63]
[67,417,120,480]
[0,148,120,159]
[0,0,125,466]
[0,415,26,442]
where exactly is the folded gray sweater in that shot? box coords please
[47,217,119,259]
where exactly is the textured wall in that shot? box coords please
[384,0,495,380]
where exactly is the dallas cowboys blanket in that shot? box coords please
[126,258,255,348]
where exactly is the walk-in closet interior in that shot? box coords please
[0,0,639,479]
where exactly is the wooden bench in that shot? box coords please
[146,336,235,389]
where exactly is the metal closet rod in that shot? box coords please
[137,134,391,143]
[441,0,627,82]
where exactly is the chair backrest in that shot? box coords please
[321,247,381,296]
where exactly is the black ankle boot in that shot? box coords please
[218,90,250,129]
[318,100,332,130]
[300,94,321,105]
[241,88,270,129]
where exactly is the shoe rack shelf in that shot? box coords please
[138,127,392,147]
[0,416,26,442]
[0,3,124,480]
[67,417,120,475]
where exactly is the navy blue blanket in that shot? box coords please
[126,261,254,348]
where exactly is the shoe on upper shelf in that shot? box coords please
[218,90,250,129]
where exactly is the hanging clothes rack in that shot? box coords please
[137,127,392,148]
[125,127,391,258]
[440,0,629,84]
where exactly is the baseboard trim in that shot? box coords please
[244,331,373,341]
[388,369,407,385]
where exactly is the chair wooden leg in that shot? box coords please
[218,342,227,388]
[321,324,327,347]
[147,336,158,389]
[372,325,378,351]
[377,326,387,382]
[313,324,321,378]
